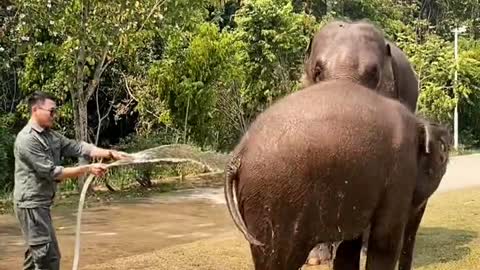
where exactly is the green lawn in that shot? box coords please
[84,187,480,270]
[414,188,480,270]
[449,148,480,157]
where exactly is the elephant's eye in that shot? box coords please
[313,61,324,82]
[364,65,380,89]
[438,141,449,164]
[369,66,380,79]
[440,142,446,152]
[366,65,378,75]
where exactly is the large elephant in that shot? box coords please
[302,19,419,113]
[224,80,450,270]
[302,19,422,269]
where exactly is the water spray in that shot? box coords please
[72,146,217,270]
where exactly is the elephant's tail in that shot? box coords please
[224,153,264,246]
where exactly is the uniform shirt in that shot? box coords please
[13,121,94,208]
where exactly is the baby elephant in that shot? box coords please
[224,80,450,270]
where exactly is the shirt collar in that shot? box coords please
[28,120,45,133]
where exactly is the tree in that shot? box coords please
[145,22,247,147]
[13,0,166,190]
[234,0,317,120]
[0,1,22,117]
[14,0,165,141]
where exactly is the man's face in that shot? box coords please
[32,99,57,129]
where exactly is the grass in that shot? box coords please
[449,147,480,157]
[413,188,480,270]
[84,187,480,270]
[0,192,13,214]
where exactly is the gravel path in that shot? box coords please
[436,154,480,193]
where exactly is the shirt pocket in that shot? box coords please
[50,137,62,163]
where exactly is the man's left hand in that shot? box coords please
[109,150,132,161]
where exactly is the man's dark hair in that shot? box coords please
[28,91,56,111]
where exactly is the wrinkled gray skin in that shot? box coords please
[224,80,450,270]
[303,19,421,269]
[302,20,419,113]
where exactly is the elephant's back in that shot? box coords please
[388,40,419,112]
[236,80,417,241]
[241,79,412,161]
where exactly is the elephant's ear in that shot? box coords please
[418,121,451,164]
[385,43,392,57]
[301,37,316,88]
[304,37,313,63]
[378,42,395,95]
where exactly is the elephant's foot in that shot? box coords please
[305,243,335,267]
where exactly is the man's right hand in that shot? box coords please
[56,163,109,181]
[89,163,108,177]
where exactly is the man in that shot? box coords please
[13,91,130,270]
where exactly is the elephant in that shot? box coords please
[224,80,450,270]
[301,19,419,113]
[302,19,422,268]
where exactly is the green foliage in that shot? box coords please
[0,115,15,193]
[116,130,183,153]
[409,34,456,124]
[457,41,480,147]
[418,82,456,124]
[145,21,247,146]
[235,0,316,118]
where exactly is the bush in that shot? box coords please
[104,131,194,190]
[0,126,15,193]
[116,129,184,153]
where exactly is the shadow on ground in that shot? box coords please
[413,226,477,268]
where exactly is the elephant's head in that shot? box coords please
[414,121,452,208]
[302,20,395,96]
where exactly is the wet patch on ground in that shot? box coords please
[0,188,230,270]
[1,154,479,269]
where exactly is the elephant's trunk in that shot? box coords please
[224,153,264,246]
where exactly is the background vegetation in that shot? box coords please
[0,0,479,194]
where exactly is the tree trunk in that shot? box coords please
[73,0,92,193]
[71,0,112,193]
[73,97,89,142]
[73,87,92,193]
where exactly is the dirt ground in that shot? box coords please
[0,189,232,270]
[0,154,479,270]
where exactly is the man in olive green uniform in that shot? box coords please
[14,92,129,270]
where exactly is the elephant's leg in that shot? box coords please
[249,245,269,270]
[398,203,427,270]
[365,199,410,270]
[365,222,405,269]
[333,237,362,270]
[250,236,317,270]
[246,213,318,270]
